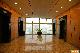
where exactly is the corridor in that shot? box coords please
[0,0,80,53]
[0,35,79,53]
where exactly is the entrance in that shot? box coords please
[59,15,67,41]
[53,23,56,35]
[0,7,11,43]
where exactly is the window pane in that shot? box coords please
[40,18,52,23]
[33,24,39,34]
[26,18,33,23]
[40,24,52,34]
[40,18,47,23]
[32,18,39,23]
[25,24,32,34]
[46,19,52,23]
[26,18,39,23]
[46,24,52,34]
[26,18,52,35]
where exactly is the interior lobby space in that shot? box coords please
[0,0,80,53]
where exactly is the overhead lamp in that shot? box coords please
[69,0,71,1]
[56,11,59,12]
[25,14,28,16]
[61,7,63,8]
[20,8,21,10]
[14,2,18,5]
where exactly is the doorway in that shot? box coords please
[59,15,67,41]
[53,23,56,35]
[0,7,11,43]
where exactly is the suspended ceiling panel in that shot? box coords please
[1,0,80,18]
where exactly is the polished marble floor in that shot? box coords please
[0,35,79,53]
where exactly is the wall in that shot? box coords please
[0,1,20,40]
[56,3,80,48]
[23,18,26,31]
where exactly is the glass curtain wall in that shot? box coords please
[25,18,52,35]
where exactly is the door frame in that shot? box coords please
[59,15,67,41]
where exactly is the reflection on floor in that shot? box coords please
[0,35,79,53]
[25,35,53,51]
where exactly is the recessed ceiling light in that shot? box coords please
[56,11,59,12]
[14,2,18,5]
[61,7,63,8]
[69,0,71,1]
[20,8,21,10]
[25,14,28,16]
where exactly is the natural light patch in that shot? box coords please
[25,24,32,34]
[40,18,47,23]
[46,19,52,23]
[40,24,52,34]
[25,18,52,35]
[26,18,33,23]
[32,18,39,23]
[26,18,39,23]
[25,18,53,51]
[25,35,53,51]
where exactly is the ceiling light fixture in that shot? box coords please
[69,0,71,1]
[61,7,63,8]
[56,11,59,12]
[14,2,18,5]
[25,14,28,16]
[20,8,21,10]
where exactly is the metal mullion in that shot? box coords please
[26,23,52,24]
[26,23,39,24]
[26,18,53,35]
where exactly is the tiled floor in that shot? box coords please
[0,35,79,53]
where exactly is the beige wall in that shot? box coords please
[56,3,80,48]
[0,1,20,40]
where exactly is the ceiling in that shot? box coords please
[1,0,80,18]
